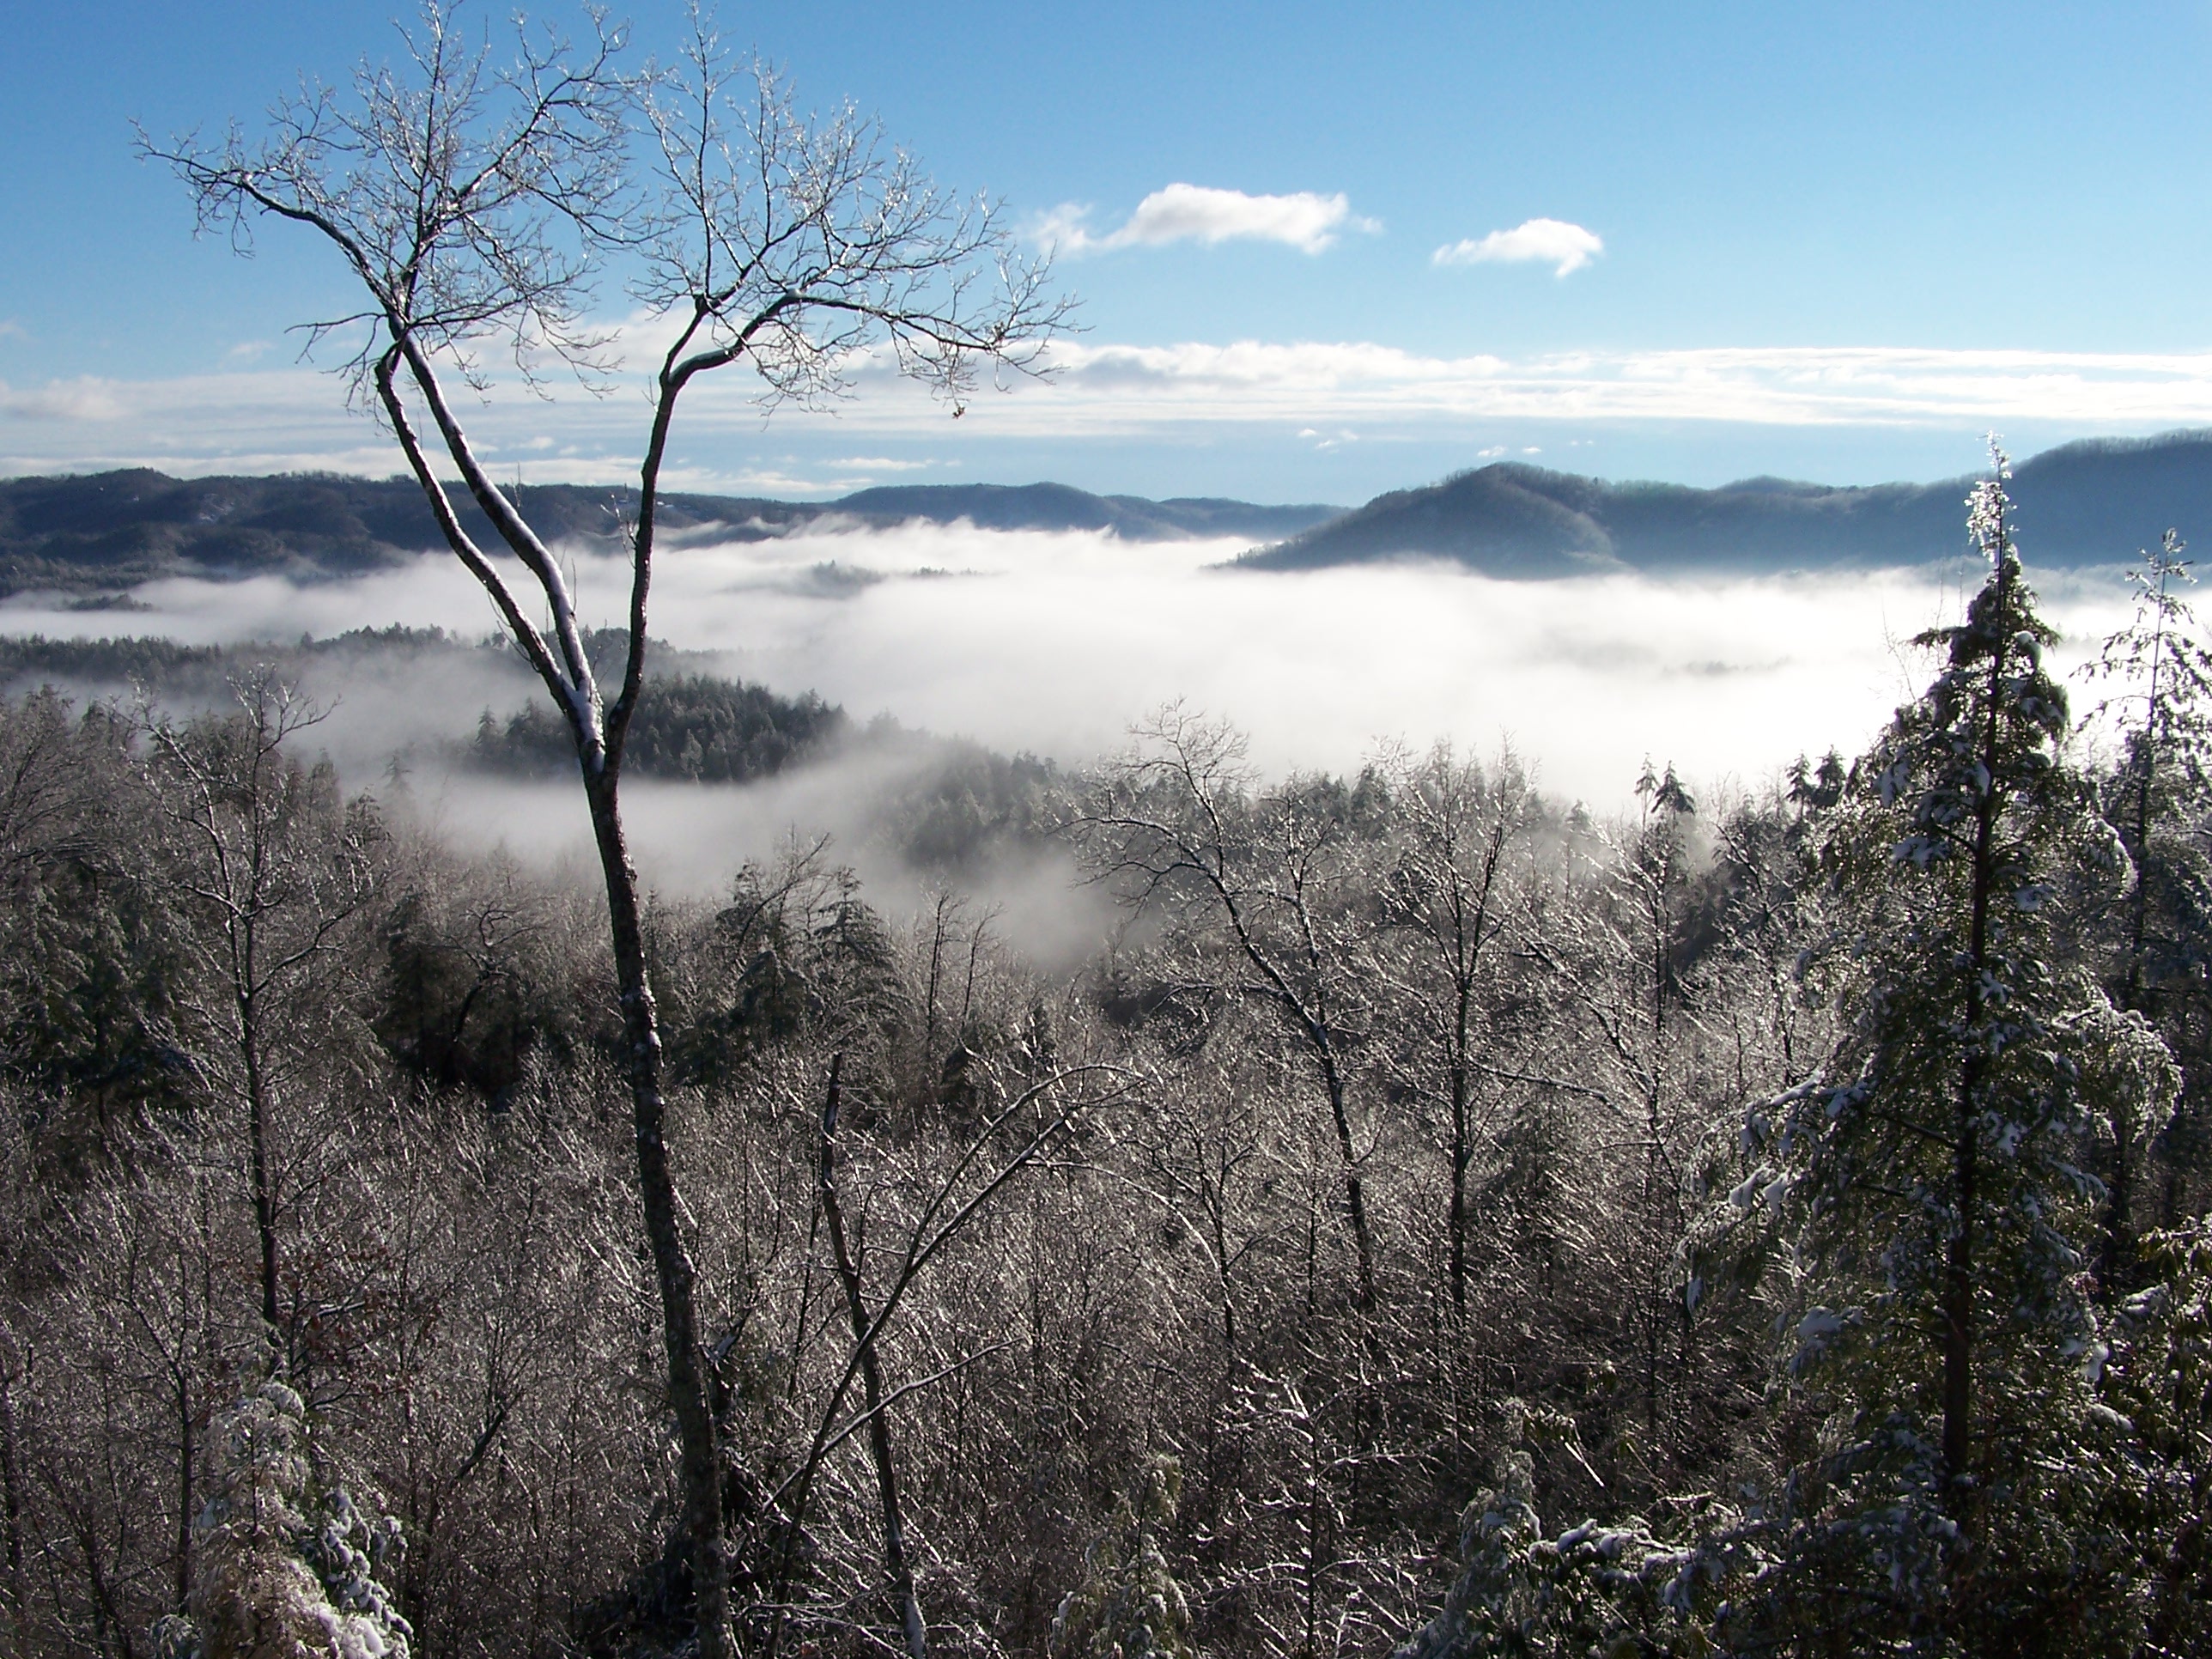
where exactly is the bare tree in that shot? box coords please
[1077,710,1384,1325]
[141,675,381,1376]
[1372,743,1533,1319]
[143,9,1065,1652]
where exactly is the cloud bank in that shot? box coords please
[0,520,2137,822]
[15,342,2212,483]
[1434,217,1604,276]
[1037,184,1376,255]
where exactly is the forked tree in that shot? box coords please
[142,7,1064,1653]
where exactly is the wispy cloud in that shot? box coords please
[16,343,2212,481]
[1434,217,1604,276]
[1037,184,1378,255]
[1,376,130,422]
[935,341,2212,434]
[0,320,25,343]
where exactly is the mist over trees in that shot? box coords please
[0,455,2209,1656]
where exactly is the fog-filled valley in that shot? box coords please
[0,514,2144,803]
[0,514,2147,967]
[3,469,2212,1659]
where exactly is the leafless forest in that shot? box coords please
[2,483,2210,1659]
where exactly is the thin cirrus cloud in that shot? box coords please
[1036,183,1380,256]
[1434,217,1605,277]
[19,345,2212,481]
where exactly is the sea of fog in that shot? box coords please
[0,520,2146,911]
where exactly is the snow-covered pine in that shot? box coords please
[1049,1455,1196,1659]
[1739,447,2178,1650]
[1391,1407,1743,1659]
[2078,530,2212,1279]
[164,1381,412,1659]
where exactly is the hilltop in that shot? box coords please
[1239,429,2212,576]
[0,470,1341,598]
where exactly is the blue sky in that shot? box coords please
[7,0,2212,502]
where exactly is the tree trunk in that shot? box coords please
[242,996,281,1366]
[174,1369,191,1613]
[582,769,727,1659]
[1449,986,1472,1319]
[817,1057,929,1659]
[0,1346,28,1656]
[1944,552,2014,1524]
[1316,1048,1380,1318]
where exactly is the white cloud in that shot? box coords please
[21,342,2212,481]
[1434,217,1605,276]
[0,375,130,422]
[0,519,2138,816]
[933,340,2212,435]
[1040,184,1377,255]
[0,320,25,343]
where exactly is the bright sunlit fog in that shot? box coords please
[0,519,2144,818]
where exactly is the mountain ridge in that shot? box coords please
[10,429,2212,598]
[0,470,1342,598]
[1239,429,2212,576]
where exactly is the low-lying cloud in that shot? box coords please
[1434,217,1605,276]
[1036,184,1377,255]
[1,520,2140,825]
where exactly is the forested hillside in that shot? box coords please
[1244,428,2212,575]
[0,476,2209,1659]
[0,626,850,786]
[0,472,1341,599]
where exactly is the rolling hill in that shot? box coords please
[1239,430,2212,576]
[0,470,1343,598]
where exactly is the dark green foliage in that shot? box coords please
[662,858,909,1092]
[471,675,845,784]
[0,694,198,1180]
[374,881,585,1103]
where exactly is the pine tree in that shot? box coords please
[1737,448,2176,1651]
[1050,1455,1196,1659]
[160,1380,411,1659]
[2080,531,2212,1243]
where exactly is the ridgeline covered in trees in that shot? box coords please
[1,466,2209,1658]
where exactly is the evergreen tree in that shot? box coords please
[2080,532,2212,1238]
[159,1380,411,1659]
[1737,449,2175,1651]
[2081,531,2212,1014]
[1051,1455,1196,1659]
